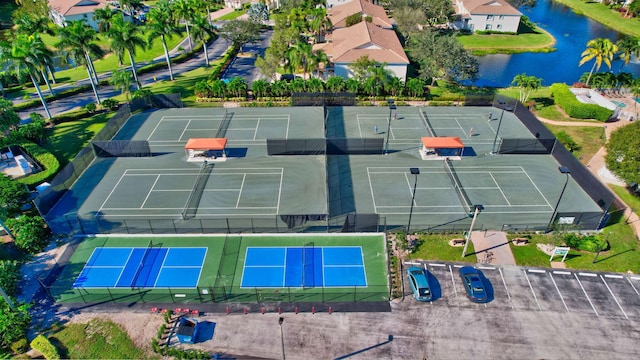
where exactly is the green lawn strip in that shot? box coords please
[544,123,605,165]
[553,0,640,38]
[458,28,555,54]
[228,234,389,302]
[48,318,146,359]
[215,10,246,21]
[144,66,213,105]
[409,234,478,263]
[42,112,113,166]
[609,184,640,216]
[507,235,555,267]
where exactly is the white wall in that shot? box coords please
[470,14,520,33]
[334,63,407,82]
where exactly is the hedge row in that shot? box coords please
[550,83,613,122]
[15,141,60,187]
[14,84,93,112]
[30,335,60,360]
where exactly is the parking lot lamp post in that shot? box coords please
[548,167,571,231]
[385,100,396,155]
[593,232,611,263]
[406,168,420,242]
[462,205,483,258]
[278,317,285,360]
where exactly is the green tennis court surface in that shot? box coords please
[50,234,388,304]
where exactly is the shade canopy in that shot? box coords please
[421,137,464,149]
[184,138,228,150]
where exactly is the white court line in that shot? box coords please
[276,169,283,214]
[452,264,464,268]
[489,172,511,206]
[600,275,628,319]
[524,269,542,311]
[357,115,364,138]
[367,169,377,211]
[113,248,135,288]
[99,172,133,213]
[574,273,599,316]
[453,118,468,138]
[521,167,553,209]
[449,265,457,298]
[140,175,161,208]
[253,118,260,140]
[549,273,569,312]
[236,174,247,208]
[286,115,290,139]
[178,119,191,141]
[152,248,171,288]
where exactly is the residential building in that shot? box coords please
[451,0,522,33]
[327,0,393,29]
[48,0,108,29]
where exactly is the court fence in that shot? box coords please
[292,92,356,106]
[92,140,152,157]
[266,138,384,155]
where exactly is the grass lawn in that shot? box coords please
[409,234,479,263]
[544,123,605,165]
[216,10,246,21]
[458,28,556,55]
[554,0,640,37]
[609,184,640,217]
[145,65,213,105]
[47,318,147,359]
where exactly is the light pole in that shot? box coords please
[406,168,420,242]
[385,99,396,155]
[593,232,611,263]
[278,317,285,360]
[548,167,571,231]
[462,205,483,258]
[491,109,505,154]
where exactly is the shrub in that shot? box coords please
[550,83,614,122]
[51,108,95,125]
[0,260,20,296]
[16,141,60,187]
[563,233,603,252]
[5,215,50,254]
[85,103,97,113]
[102,99,119,111]
[555,131,580,152]
[10,338,29,354]
[29,335,60,360]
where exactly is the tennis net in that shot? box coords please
[444,159,471,213]
[419,109,436,136]
[181,162,214,220]
[302,242,314,288]
[215,109,231,138]
[131,240,153,289]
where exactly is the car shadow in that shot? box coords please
[477,270,495,303]
[426,270,442,301]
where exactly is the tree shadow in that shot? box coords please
[594,248,635,263]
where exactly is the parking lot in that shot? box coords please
[405,261,640,319]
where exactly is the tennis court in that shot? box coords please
[241,246,366,288]
[73,245,206,288]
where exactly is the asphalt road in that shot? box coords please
[221,29,273,86]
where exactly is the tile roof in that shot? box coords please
[323,21,409,64]
[48,0,107,17]
[328,0,393,28]
[456,0,522,16]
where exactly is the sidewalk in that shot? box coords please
[469,230,515,265]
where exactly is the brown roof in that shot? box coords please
[421,137,464,148]
[48,0,107,16]
[323,21,409,64]
[328,0,393,29]
[184,138,228,150]
[458,0,522,16]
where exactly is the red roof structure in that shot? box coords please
[184,138,228,150]
[421,137,464,148]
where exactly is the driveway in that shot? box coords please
[221,29,273,87]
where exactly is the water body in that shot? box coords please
[474,0,640,87]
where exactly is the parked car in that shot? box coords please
[459,266,488,303]
[406,266,432,302]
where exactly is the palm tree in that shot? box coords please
[110,69,133,101]
[310,49,329,79]
[286,41,313,78]
[406,78,426,98]
[146,0,179,80]
[56,20,105,104]
[190,13,215,67]
[106,16,147,90]
[579,38,618,86]
[251,79,269,99]
[616,36,640,72]
[172,0,195,51]
[94,5,116,33]
[14,13,58,86]
[0,34,53,119]
[511,73,542,103]
[308,7,331,43]
[326,76,345,93]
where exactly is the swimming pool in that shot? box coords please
[612,100,627,108]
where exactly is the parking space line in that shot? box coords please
[626,276,640,298]
[449,265,457,298]
[452,265,463,268]
[478,266,496,270]
[630,276,640,281]
[404,262,420,266]
[553,271,571,275]
[549,273,569,313]
[528,269,546,274]
[498,267,514,309]
[600,275,628,320]
[574,273,599,316]
[578,272,597,277]
[604,274,623,279]
[524,269,542,311]
[429,263,446,267]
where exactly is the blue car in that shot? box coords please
[406,266,432,302]
[459,266,488,303]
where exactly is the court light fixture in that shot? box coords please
[462,204,483,258]
[385,100,396,155]
[406,168,420,242]
[548,167,571,231]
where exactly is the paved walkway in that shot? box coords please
[469,230,515,265]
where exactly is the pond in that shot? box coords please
[474,0,640,87]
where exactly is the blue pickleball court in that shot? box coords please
[73,247,207,288]
[240,246,367,288]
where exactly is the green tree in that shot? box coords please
[349,55,377,82]
[0,260,20,296]
[93,5,116,33]
[106,16,147,90]
[606,121,640,187]
[0,301,31,349]
[579,38,618,86]
[421,0,455,27]
[5,215,49,253]
[406,78,426,98]
[308,7,331,43]
[511,73,542,103]
[0,99,20,135]
[110,69,133,101]
[172,0,195,51]
[0,175,29,218]
[326,76,346,93]
[56,20,105,104]
[13,13,53,36]
[13,0,49,19]
[616,36,640,72]
[226,77,247,98]
[147,0,180,81]
[247,2,269,24]
[0,34,53,119]
[15,115,47,143]
[255,53,279,80]
[219,19,262,53]
[190,13,216,67]
[251,79,269,99]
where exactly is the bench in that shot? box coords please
[452,238,465,246]
[513,238,529,245]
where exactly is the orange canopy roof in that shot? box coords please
[421,137,464,148]
[184,138,228,150]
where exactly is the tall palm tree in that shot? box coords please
[616,36,640,72]
[106,16,147,90]
[0,34,53,119]
[14,13,57,86]
[172,0,195,51]
[56,20,105,104]
[146,0,179,80]
[94,5,116,33]
[286,41,313,78]
[579,38,618,86]
[310,49,329,79]
[110,69,133,101]
[308,7,331,43]
[190,13,215,67]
